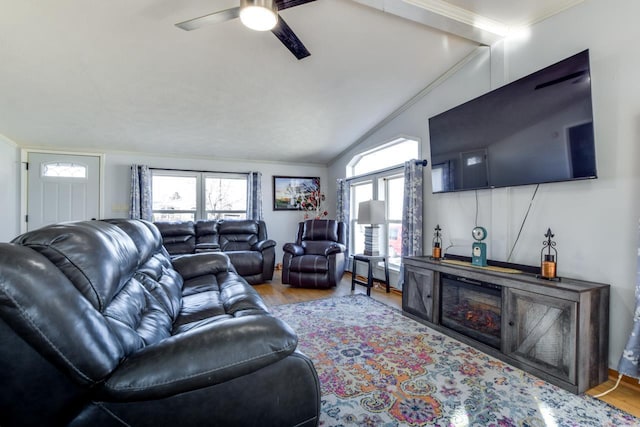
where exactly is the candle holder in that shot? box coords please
[539,228,559,280]
[432,224,442,259]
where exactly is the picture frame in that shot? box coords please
[273,176,320,211]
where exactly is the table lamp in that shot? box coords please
[357,200,386,256]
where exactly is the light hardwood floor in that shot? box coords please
[255,271,640,418]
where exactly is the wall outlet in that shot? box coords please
[111,203,129,213]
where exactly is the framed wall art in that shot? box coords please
[273,176,320,211]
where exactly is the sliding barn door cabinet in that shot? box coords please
[402,256,610,394]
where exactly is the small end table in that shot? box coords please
[351,254,390,296]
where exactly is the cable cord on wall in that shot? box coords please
[593,373,623,398]
[475,190,479,227]
[506,184,540,263]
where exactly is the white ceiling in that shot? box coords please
[0,0,583,165]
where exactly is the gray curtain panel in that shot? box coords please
[336,178,350,259]
[618,219,640,379]
[397,160,424,290]
[129,164,152,221]
[248,171,263,221]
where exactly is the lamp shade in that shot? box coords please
[240,0,278,31]
[357,200,386,225]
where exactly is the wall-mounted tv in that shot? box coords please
[428,50,597,193]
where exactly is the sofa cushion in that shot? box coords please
[154,221,196,255]
[0,243,126,384]
[218,220,259,235]
[105,219,183,320]
[195,220,218,244]
[301,240,335,256]
[289,255,329,273]
[302,219,339,242]
[217,220,260,251]
[225,251,264,276]
[12,221,140,312]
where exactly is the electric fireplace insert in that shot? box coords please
[439,273,502,349]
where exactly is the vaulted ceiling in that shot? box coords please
[0,0,583,164]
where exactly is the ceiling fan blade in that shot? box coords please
[175,7,241,31]
[271,16,310,60]
[275,0,316,11]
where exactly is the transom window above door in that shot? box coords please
[347,137,418,178]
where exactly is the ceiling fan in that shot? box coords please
[175,0,316,60]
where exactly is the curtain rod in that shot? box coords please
[150,167,252,175]
[345,159,428,182]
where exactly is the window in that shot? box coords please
[347,137,418,177]
[350,181,373,256]
[41,162,87,178]
[151,170,248,222]
[347,137,419,268]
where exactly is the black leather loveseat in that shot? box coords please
[155,219,276,285]
[0,219,319,427]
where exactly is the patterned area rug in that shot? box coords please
[270,294,638,427]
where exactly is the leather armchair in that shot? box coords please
[282,219,347,289]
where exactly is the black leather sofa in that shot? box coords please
[0,219,320,427]
[155,219,276,285]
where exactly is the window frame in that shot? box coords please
[151,169,250,222]
[202,173,249,220]
[349,169,404,268]
[345,136,419,270]
[347,137,418,178]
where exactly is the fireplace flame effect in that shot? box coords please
[447,301,501,338]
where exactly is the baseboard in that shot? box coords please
[609,368,640,391]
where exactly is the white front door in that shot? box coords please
[27,152,101,231]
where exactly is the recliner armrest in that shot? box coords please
[100,315,298,400]
[251,239,277,252]
[325,243,346,256]
[171,252,232,280]
[283,243,304,256]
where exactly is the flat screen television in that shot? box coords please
[428,50,597,193]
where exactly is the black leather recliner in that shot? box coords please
[155,219,276,285]
[282,219,347,289]
[0,219,319,427]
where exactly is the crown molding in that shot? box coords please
[351,0,503,45]
[517,0,584,28]
[402,0,509,36]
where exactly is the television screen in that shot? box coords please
[428,50,597,193]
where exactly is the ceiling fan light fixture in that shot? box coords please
[240,0,278,31]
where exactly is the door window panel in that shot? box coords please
[41,162,87,178]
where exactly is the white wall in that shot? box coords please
[499,0,640,369]
[104,152,328,262]
[0,135,20,242]
[328,0,640,369]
